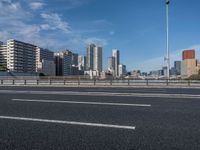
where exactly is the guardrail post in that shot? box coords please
[78,77,80,86]
[24,80,26,85]
[166,80,169,86]
[37,80,39,85]
[128,79,130,86]
[1,80,3,85]
[188,80,190,86]
[12,80,15,85]
[94,78,96,86]
[110,79,112,85]
[64,80,66,85]
[49,79,52,85]
[146,79,149,86]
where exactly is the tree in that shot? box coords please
[0,64,7,71]
[39,73,46,76]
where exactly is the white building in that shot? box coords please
[93,46,102,72]
[7,39,36,73]
[108,56,115,74]
[112,49,120,77]
[118,64,126,77]
[86,44,96,70]
[0,42,7,68]
[78,55,86,71]
[86,44,103,74]
[84,70,100,79]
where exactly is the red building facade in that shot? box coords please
[182,49,195,60]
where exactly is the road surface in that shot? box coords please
[0,86,200,150]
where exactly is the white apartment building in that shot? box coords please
[0,42,7,67]
[7,39,36,73]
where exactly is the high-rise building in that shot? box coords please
[54,50,73,76]
[174,61,181,75]
[72,53,78,66]
[86,44,103,74]
[181,49,198,78]
[108,56,115,73]
[112,49,120,77]
[86,44,96,70]
[78,55,86,71]
[54,53,63,76]
[118,64,126,77]
[63,50,72,76]
[7,39,36,73]
[36,47,55,76]
[93,46,102,72]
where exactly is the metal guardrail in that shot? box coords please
[0,78,200,86]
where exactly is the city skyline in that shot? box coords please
[0,0,200,72]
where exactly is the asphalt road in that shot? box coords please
[0,86,200,150]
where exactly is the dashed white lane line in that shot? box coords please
[12,99,152,107]
[0,116,136,130]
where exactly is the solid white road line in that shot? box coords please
[1,90,200,99]
[12,99,152,107]
[0,116,135,130]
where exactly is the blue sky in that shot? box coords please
[0,0,200,72]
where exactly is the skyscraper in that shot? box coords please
[63,50,73,76]
[86,44,96,70]
[112,49,120,77]
[86,44,103,73]
[93,46,102,72]
[108,56,115,74]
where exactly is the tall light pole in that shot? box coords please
[166,0,170,79]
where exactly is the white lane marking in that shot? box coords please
[0,116,135,130]
[12,99,152,107]
[1,90,200,99]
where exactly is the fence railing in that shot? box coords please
[0,78,200,86]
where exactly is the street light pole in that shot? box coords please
[166,0,170,79]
